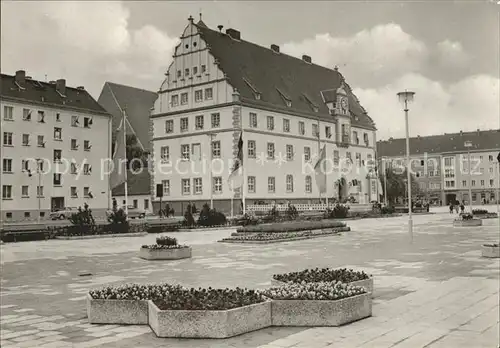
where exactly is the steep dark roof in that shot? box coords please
[377,129,500,157]
[196,25,375,130]
[98,82,157,150]
[0,73,108,115]
[112,170,151,196]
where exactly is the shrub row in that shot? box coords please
[236,220,346,233]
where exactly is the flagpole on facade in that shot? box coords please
[324,141,328,208]
[317,117,321,204]
[123,108,128,218]
[237,91,246,216]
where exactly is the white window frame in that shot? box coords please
[4,106,13,120]
[248,140,256,158]
[83,164,91,175]
[54,127,62,140]
[212,140,221,158]
[182,179,190,195]
[161,146,170,162]
[171,94,179,106]
[70,187,78,198]
[286,145,294,161]
[267,142,275,159]
[180,117,189,132]
[2,158,13,173]
[204,87,213,100]
[194,90,203,102]
[247,176,256,193]
[22,134,30,146]
[37,186,44,197]
[305,176,312,193]
[283,119,290,132]
[21,185,29,197]
[162,180,170,196]
[267,116,274,130]
[194,178,203,194]
[213,177,222,194]
[195,115,204,130]
[2,185,12,199]
[299,121,305,135]
[249,112,257,128]
[165,120,174,133]
[304,147,311,162]
[268,177,275,193]
[211,113,220,128]
[286,174,294,193]
[181,144,190,160]
[181,92,188,105]
[3,132,13,146]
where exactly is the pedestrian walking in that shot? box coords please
[460,201,465,214]
[449,202,454,214]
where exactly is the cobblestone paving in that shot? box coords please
[1,213,499,348]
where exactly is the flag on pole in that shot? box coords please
[228,132,243,190]
[314,145,327,193]
[110,115,127,189]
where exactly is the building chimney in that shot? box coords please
[225,28,241,40]
[56,79,66,95]
[77,86,85,90]
[217,25,223,32]
[302,55,312,63]
[15,70,26,85]
[271,44,280,53]
[49,80,56,84]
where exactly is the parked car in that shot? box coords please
[50,207,77,220]
[106,206,146,219]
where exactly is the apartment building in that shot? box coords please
[377,129,500,205]
[0,70,112,221]
[150,17,378,214]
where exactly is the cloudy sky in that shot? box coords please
[1,1,499,140]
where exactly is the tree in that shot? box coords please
[111,133,147,171]
[379,168,421,205]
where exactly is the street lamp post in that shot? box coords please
[383,157,388,205]
[397,90,415,243]
[207,132,217,210]
[464,141,473,213]
[28,159,42,223]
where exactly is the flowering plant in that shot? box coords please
[261,281,365,300]
[141,244,189,250]
[153,287,265,311]
[273,268,369,284]
[156,236,177,246]
[89,283,181,301]
[223,228,345,242]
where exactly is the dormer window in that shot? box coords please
[177,70,181,78]
[201,65,206,73]
[243,78,262,101]
[83,117,93,128]
[276,88,292,107]
[193,66,198,75]
[185,68,190,77]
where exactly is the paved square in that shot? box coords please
[1,212,499,347]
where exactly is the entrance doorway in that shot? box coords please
[51,197,65,211]
[445,193,457,205]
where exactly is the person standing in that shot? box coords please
[460,201,465,214]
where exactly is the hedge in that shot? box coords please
[236,220,347,233]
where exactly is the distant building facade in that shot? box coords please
[150,17,378,215]
[377,129,500,205]
[1,70,112,221]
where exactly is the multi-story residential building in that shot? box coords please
[150,17,378,214]
[0,70,112,221]
[377,129,500,205]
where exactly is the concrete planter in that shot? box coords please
[453,219,482,227]
[481,244,500,258]
[148,300,271,338]
[474,213,498,219]
[56,231,147,240]
[270,293,372,326]
[86,293,149,325]
[271,276,374,295]
[139,246,192,260]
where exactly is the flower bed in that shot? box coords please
[54,222,146,238]
[481,244,500,258]
[473,211,498,219]
[220,228,348,244]
[261,282,371,326]
[87,283,177,324]
[272,268,373,293]
[148,287,271,338]
[139,236,192,260]
[236,220,348,233]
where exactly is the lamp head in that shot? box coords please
[397,90,415,105]
[464,141,473,148]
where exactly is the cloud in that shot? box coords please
[0,1,178,97]
[281,23,429,87]
[436,40,470,67]
[354,73,499,140]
